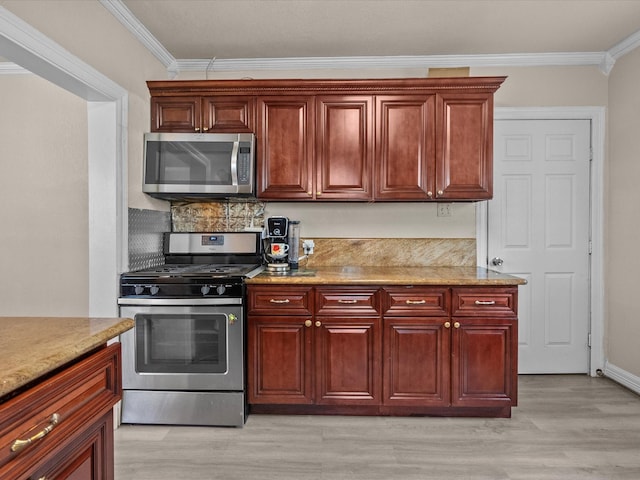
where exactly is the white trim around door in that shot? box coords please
[477,106,605,377]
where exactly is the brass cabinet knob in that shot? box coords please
[203,127,209,132]
[427,191,433,197]
[437,190,444,196]
[315,321,322,327]
[444,321,451,328]
[307,191,313,195]
[194,127,200,132]
[454,321,461,329]
[304,320,312,327]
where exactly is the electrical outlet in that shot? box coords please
[302,239,315,255]
[437,203,452,217]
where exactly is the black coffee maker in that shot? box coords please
[265,216,290,273]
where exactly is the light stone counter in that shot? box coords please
[246,266,527,286]
[0,317,134,399]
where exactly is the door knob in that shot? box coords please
[491,257,504,266]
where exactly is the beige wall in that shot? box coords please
[607,48,640,377]
[0,75,88,315]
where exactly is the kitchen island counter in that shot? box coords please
[246,266,526,286]
[0,316,133,399]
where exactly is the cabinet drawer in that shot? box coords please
[248,286,313,315]
[451,287,517,317]
[0,343,121,479]
[383,287,450,316]
[316,287,380,315]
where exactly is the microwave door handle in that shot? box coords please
[230,140,239,187]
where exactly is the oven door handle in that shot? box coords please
[118,298,243,306]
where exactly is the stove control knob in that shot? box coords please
[134,285,144,295]
[150,286,160,296]
[216,285,226,295]
[201,285,211,296]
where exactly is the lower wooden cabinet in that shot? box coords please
[248,287,381,406]
[247,284,518,417]
[0,343,121,480]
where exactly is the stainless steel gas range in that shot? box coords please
[117,232,263,427]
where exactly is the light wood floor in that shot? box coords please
[114,375,640,479]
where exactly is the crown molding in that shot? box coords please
[175,52,609,74]
[6,0,640,77]
[0,61,29,74]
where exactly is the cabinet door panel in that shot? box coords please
[383,317,450,406]
[437,93,493,200]
[257,96,314,199]
[203,96,254,132]
[316,96,372,199]
[375,95,436,200]
[248,316,313,404]
[151,97,200,132]
[451,318,517,407]
[315,317,381,404]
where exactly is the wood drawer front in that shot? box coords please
[315,288,380,315]
[0,343,121,479]
[383,287,450,316]
[451,287,518,317]
[248,286,313,315]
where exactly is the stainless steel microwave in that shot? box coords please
[143,132,256,200]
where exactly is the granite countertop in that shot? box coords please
[246,266,527,286]
[0,317,134,399]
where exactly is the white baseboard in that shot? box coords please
[604,362,640,395]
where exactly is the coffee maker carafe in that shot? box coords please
[265,216,290,273]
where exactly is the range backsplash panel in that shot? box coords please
[128,208,171,271]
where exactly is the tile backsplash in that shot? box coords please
[169,200,476,267]
[171,200,266,232]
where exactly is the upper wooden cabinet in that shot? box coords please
[147,77,505,201]
[151,95,254,133]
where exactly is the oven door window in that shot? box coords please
[134,313,228,374]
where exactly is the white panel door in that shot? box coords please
[489,119,591,373]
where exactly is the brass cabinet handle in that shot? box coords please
[405,300,426,305]
[474,300,496,305]
[437,190,444,196]
[194,127,200,132]
[202,127,209,132]
[317,191,322,196]
[427,191,433,197]
[338,299,357,304]
[11,413,60,453]
[269,298,290,304]
[315,321,322,327]
[304,320,312,327]
[307,191,312,195]
[444,321,451,328]
[454,322,461,329]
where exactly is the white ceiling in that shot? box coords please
[120,0,640,60]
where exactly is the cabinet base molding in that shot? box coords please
[250,404,512,418]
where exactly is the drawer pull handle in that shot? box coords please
[444,321,451,328]
[304,320,312,327]
[474,300,496,305]
[269,299,290,304]
[454,322,461,329]
[11,413,60,453]
[337,299,357,304]
[406,300,426,305]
